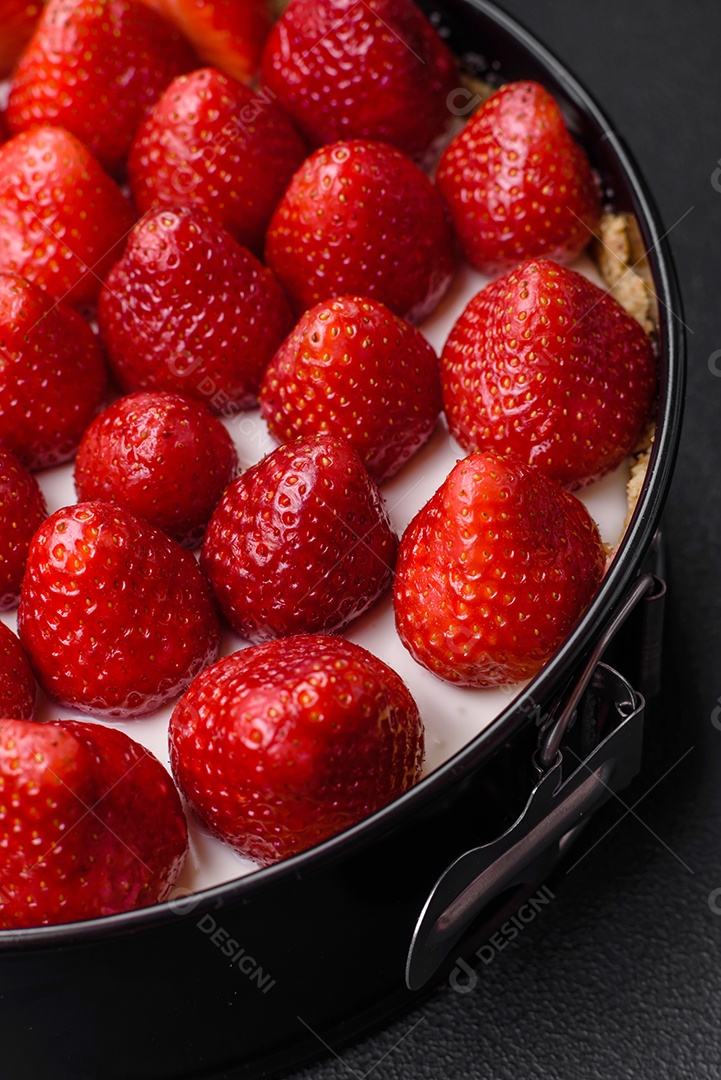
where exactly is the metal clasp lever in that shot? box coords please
[405,661,645,991]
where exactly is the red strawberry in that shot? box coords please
[441,259,657,489]
[264,139,455,323]
[0,718,188,928]
[393,450,606,686]
[0,273,107,470]
[138,0,271,84]
[17,502,220,717]
[437,81,601,274]
[0,447,47,610]
[259,296,442,482]
[0,127,135,306]
[7,0,197,174]
[128,67,307,254]
[0,623,36,720]
[201,435,397,641]
[0,1,43,79]
[98,208,294,413]
[74,391,238,549]
[169,633,424,864]
[261,0,457,162]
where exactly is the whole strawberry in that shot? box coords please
[261,0,457,162]
[18,502,220,717]
[437,81,601,274]
[264,139,455,323]
[201,435,397,641]
[129,67,307,254]
[7,0,197,174]
[441,259,657,489]
[394,451,606,686]
[138,0,271,83]
[260,296,442,482]
[0,719,188,929]
[0,273,107,470]
[0,623,36,720]
[169,634,424,865]
[0,446,47,610]
[0,127,135,306]
[98,208,294,413]
[74,391,239,548]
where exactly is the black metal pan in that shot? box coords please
[0,2,684,1077]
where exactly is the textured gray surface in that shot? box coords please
[288,3,721,1078]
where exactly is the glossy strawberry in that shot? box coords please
[129,67,307,254]
[0,718,188,928]
[98,208,294,413]
[0,623,36,720]
[259,296,442,483]
[261,0,457,161]
[437,81,601,274]
[138,0,271,83]
[441,259,657,489]
[0,447,47,610]
[265,139,455,323]
[0,127,135,306]
[74,391,239,548]
[18,502,220,717]
[201,435,397,641]
[0,0,43,78]
[0,273,107,470]
[169,634,424,865]
[7,0,197,174]
[394,451,606,686]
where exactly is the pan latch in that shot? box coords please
[405,572,665,992]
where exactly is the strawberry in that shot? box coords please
[259,296,442,482]
[98,208,294,413]
[0,623,36,720]
[0,718,188,928]
[261,0,457,162]
[138,0,271,85]
[0,1,43,79]
[201,435,397,641]
[393,450,606,687]
[0,127,135,306]
[169,633,424,865]
[264,139,455,323]
[0,273,107,470]
[17,502,220,717]
[7,0,197,175]
[74,391,239,549]
[128,67,307,255]
[436,81,601,274]
[440,259,657,489]
[0,446,47,610]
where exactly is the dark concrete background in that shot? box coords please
[290,3,721,1078]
